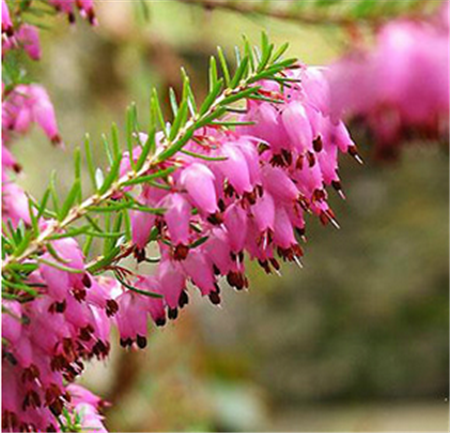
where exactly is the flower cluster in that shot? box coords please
[1,1,108,431]
[2,0,65,227]
[1,82,61,227]
[49,0,97,25]
[2,0,96,59]
[125,64,359,343]
[328,1,449,159]
[2,2,359,430]
[2,236,116,432]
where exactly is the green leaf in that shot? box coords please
[196,106,227,128]
[220,86,259,105]
[211,120,255,127]
[189,235,209,249]
[217,46,231,85]
[242,35,255,72]
[88,201,134,213]
[169,87,179,116]
[169,97,188,141]
[151,89,167,137]
[111,122,121,159]
[28,196,38,235]
[126,105,137,170]
[38,258,85,274]
[209,56,219,91]
[59,180,81,221]
[102,133,114,166]
[230,55,249,88]
[13,230,32,258]
[200,78,224,115]
[123,208,132,241]
[99,153,122,194]
[114,271,163,298]
[122,166,176,186]
[84,133,97,188]
[2,278,38,296]
[49,170,60,214]
[36,187,51,221]
[271,42,290,63]
[180,149,228,161]
[47,225,91,240]
[135,127,156,171]
[130,205,166,215]
[257,32,274,72]
[82,234,94,257]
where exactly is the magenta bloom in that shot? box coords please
[328,5,449,158]
[179,162,218,215]
[17,24,41,60]
[1,178,31,227]
[2,84,61,144]
[1,0,13,36]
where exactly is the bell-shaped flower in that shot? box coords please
[223,203,248,253]
[135,276,166,326]
[157,258,186,310]
[115,291,149,348]
[2,300,22,344]
[163,193,191,247]
[16,24,41,60]
[273,207,296,249]
[261,165,299,203]
[179,162,218,214]
[182,250,217,297]
[282,101,314,154]
[1,0,13,36]
[217,141,253,195]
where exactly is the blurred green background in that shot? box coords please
[13,1,449,431]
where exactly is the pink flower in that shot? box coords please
[328,7,449,158]
[157,257,186,312]
[179,162,218,215]
[282,101,314,154]
[2,300,22,344]
[182,249,218,299]
[1,0,13,36]
[136,276,166,326]
[2,84,61,144]
[16,24,41,60]
[115,291,149,348]
[49,0,97,25]
[1,178,31,227]
[223,203,248,253]
[67,384,107,432]
[163,192,191,254]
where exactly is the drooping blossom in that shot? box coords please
[66,384,108,432]
[328,2,449,158]
[1,0,13,35]
[1,237,119,432]
[2,23,41,60]
[49,0,97,25]
[129,63,359,323]
[1,174,31,227]
[2,84,61,145]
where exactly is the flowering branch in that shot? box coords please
[2,34,297,285]
[2,2,364,428]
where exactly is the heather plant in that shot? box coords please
[1,1,448,432]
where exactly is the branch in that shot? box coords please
[179,0,438,27]
[2,34,297,279]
